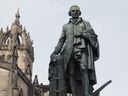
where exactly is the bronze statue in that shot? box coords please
[49,5,99,96]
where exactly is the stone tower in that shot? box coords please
[0,9,34,96]
[0,9,49,96]
[0,9,34,81]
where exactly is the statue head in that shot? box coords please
[68,5,81,18]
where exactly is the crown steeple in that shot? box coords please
[15,8,20,25]
[15,8,20,18]
[0,9,34,78]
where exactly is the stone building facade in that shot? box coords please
[0,10,49,96]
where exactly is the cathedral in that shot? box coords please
[0,9,49,96]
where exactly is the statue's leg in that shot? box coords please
[79,50,91,96]
[69,74,77,96]
[68,59,77,96]
[81,68,90,96]
[76,80,83,96]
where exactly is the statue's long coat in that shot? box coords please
[52,18,99,85]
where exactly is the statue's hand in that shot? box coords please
[74,32,83,37]
[50,54,62,63]
[82,32,88,39]
[79,30,90,40]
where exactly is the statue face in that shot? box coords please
[69,5,81,19]
[70,10,80,18]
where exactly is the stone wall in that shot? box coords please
[0,68,10,96]
[17,75,29,96]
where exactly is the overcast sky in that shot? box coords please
[0,0,128,96]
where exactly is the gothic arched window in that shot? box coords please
[19,89,23,96]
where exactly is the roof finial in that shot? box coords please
[0,28,3,32]
[15,8,20,19]
[23,27,26,32]
[6,26,9,32]
[15,8,20,25]
[33,75,39,85]
[25,65,31,74]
